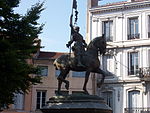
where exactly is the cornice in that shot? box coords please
[107,39,150,49]
[89,1,150,14]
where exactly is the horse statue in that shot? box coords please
[53,35,107,94]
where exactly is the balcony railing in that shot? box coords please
[139,67,150,81]
[128,33,140,40]
[128,69,139,76]
[125,108,150,113]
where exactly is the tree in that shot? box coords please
[0,0,44,110]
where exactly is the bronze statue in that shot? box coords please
[66,15,87,67]
[54,35,107,94]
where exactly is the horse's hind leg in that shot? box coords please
[57,80,63,94]
[57,70,69,94]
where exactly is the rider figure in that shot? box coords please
[66,15,87,67]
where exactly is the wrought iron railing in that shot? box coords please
[139,67,150,79]
[128,69,139,76]
[125,108,150,113]
[128,33,140,40]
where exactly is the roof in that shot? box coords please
[90,0,150,14]
[100,1,127,7]
[99,0,148,7]
[36,51,67,60]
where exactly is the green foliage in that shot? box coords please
[0,0,44,110]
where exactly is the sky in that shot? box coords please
[15,0,126,52]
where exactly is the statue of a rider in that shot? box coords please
[66,15,87,67]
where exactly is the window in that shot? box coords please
[128,52,139,75]
[102,55,114,74]
[13,93,24,110]
[148,16,150,38]
[38,66,48,76]
[101,91,113,110]
[55,70,60,77]
[36,91,46,109]
[128,17,139,39]
[55,70,69,77]
[102,20,113,42]
[72,71,85,77]
[128,90,140,108]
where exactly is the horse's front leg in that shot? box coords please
[83,70,91,94]
[96,68,106,88]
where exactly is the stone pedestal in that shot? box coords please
[41,93,112,113]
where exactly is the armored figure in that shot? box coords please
[66,15,87,67]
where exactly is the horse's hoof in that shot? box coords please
[65,81,69,90]
[83,90,89,95]
[83,88,89,95]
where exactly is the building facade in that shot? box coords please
[87,0,150,113]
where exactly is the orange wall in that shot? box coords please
[2,58,94,113]
[32,59,93,111]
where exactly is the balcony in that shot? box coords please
[128,33,140,40]
[125,108,150,113]
[139,67,150,81]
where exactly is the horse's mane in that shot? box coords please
[87,36,102,49]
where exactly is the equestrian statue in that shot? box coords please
[53,0,107,94]
[54,34,107,94]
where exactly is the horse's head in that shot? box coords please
[93,35,106,55]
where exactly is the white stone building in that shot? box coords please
[86,0,150,113]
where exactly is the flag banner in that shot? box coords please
[73,0,77,9]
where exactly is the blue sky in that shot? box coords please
[15,0,126,52]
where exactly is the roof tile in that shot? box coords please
[37,51,66,59]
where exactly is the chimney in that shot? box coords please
[88,0,98,8]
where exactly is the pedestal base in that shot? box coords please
[41,93,112,113]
